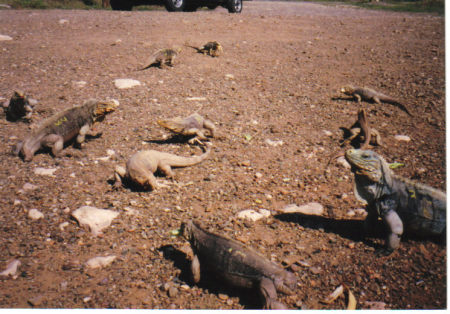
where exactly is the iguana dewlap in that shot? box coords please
[345,149,446,252]
[14,99,118,161]
[180,220,297,309]
[114,146,210,190]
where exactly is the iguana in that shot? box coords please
[179,220,297,309]
[2,90,37,122]
[114,145,210,190]
[186,41,223,57]
[345,148,446,253]
[157,113,216,145]
[14,99,118,161]
[340,85,412,116]
[140,47,182,69]
[341,109,382,148]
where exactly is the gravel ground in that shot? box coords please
[0,1,446,309]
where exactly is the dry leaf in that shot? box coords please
[324,285,344,304]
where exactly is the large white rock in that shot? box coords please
[34,167,58,176]
[85,255,116,269]
[279,202,324,216]
[0,34,12,41]
[394,135,411,142]
[0,260,21,277]
[114,79,141,89]
[28,209,44,220]
[237,209,271,222]
[71,206,119,236]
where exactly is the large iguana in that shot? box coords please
[186,41,223,57]
[345,149,446,253]
[114,145,210,190]
[157,113,216,145]
[2,90,37,122]
[179,220,297,309]
[14,99,118,161]
[140,48,182,69]
[340,85,412,116]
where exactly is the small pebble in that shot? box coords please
[28,209,44,220]
[394,135,411,142]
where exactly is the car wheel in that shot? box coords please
[164,0,186,11]
[110,0,133,10]
[227,0,242,13]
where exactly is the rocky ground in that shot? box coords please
[0,1,446,309]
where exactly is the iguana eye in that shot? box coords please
[361,153,370,159]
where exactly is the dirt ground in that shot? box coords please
[0,1,446,309]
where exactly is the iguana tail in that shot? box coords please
[165,145,211,168]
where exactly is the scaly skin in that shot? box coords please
[341,85,411,116]
[14,99,118,161]
[157,113,215,144]
[180,220,297,309]
[345,149,446,253]
[3,90,37,122]
[114,146,210,190]
[141,48,182,69]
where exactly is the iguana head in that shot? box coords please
[179,220,195,241]
[345,149,393,185]
[341,85,355,95]
[88,99,118,122]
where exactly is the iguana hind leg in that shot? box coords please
[41,134,64,157]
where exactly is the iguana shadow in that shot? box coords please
[159,244,262,309]
[144,135,197,145]
[275,213,445,248]
[331,96,354,102]
[274,212,386,249]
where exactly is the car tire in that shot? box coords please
[164,0,186,11]
[227,0,242,13]
[110,0,133,10]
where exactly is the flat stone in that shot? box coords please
[114,78,141,89]
[0,259,21,277]
[237,209,271,222]
[23,183,38,191]
[28,209,44,220]
[85,255,117,269]
[265,139,284,147]
[34,167,58,176]
[394,134,411,142]
[279,202,324,216]
[73,81,87,88]
[0,34,12,41]
[71,206,119,236]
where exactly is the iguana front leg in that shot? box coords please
[76,124,91,146]
[259,277,287,309]
[191,254,201,283]
[378,197,403,253]
[382,209,403,252]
